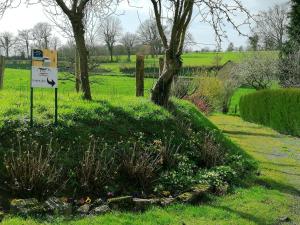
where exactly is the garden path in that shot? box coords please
[210,114,300,223]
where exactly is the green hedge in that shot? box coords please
[239,89,300,136]
[120,65,222,77]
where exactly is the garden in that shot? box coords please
[0,0,299,224]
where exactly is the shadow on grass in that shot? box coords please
[255,177,300,197]
[211,205,269,225]
[223,130,280,138]
[261,161,300,168]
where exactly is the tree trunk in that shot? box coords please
[110,48,113,62]
[5,48,8,58]
[75,48,81,93]
[26,42,30,59]
[127,50,131,62]
[71,16,92,100]
[151,51,181,106]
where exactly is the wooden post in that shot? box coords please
[136,55,145,97]
[0,56,5,89]
[159,57,164,77]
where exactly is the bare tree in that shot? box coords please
[148,0,251,106]
[232,53,278,90]
[121,32,137,62]
[254,4,289,51]
[18,29,32,58]
[0,32,16,58]
[0,0,118,100]
[183,32,195,52]
[32,22,52,49]
[137,19,164,57]
[50,36,61,50]
[227,42,234,52]
[248,34,259,51]
[279,50,300,88]
[100,16,122,62]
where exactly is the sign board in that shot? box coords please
[32,49,43,61]
[31,49,58,88]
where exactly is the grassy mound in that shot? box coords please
[240,89,300,136]
[0,69,256,199]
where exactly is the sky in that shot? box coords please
[0,0,289,50]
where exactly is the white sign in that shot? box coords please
[31,67,58,88]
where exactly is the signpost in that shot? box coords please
[30,49,58,127]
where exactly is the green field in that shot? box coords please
[2,48,297,225]
[8,51,277,75]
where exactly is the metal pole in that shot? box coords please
[30,49,33,127]
[55,88,58,126]
[30,87,33,127]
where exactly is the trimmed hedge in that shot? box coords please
[120,65,222,77]
[239,89,300,136]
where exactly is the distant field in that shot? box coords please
[7,51,278,74]
[101,51,271,73]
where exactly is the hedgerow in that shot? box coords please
[239,89,300,136]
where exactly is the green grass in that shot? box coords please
[1,67,298,224]
[228,88,256,114]
[9,51,278,75]
[2,114,299,224]
[3,69,156,96]
[2,187,292,225]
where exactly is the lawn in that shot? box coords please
[0,68,299,224]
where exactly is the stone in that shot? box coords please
[77,204,90,214]
[107,196,134,210]
[160,197,176,207]
[161,191,171,197]
[133,198,160,211]
[177,192,195,203]
[91,198,104,209]
[10,198,45,215]
[90,205,111,215]
[278,216,291,222]
[177,184,210,203]
[190,184,211,193]
[44,197,72,216]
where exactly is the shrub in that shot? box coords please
[119,140,162,191]
[185,130,226,168]
[240,89,300,136]
[232,53,278,90]
[77,139,118,195]
[189,76,225,113]
[278,50,300,88]
[196,166,236,194]
[156,154,196,193]
[171,78,193,99]
[4,140,61,197]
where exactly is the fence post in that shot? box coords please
[0,56,5,89]
[136,55,144,97]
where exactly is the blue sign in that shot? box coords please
[32,49,43,61]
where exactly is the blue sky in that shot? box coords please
[0,0,289,50]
